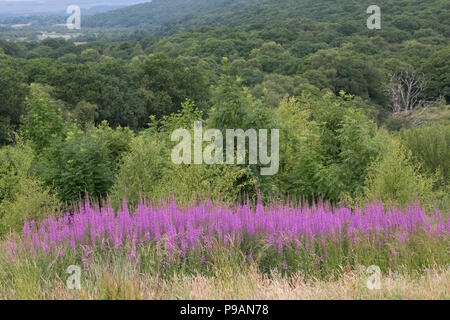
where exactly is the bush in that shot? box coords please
[276,93,381,203]
[0,141,59,235]
[42,128,115,203]
[87,121,134,171]
[110,130,170,207]
[400,124,449,188]
[21,85,65,155]
[158,162,257,204]
[111,101,257,206]
[364,136,436,208]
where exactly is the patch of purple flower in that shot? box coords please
[14,199,448,261]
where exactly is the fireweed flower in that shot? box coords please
[247,251,253,262]
[129,238,140,263]
[7,238,17,263]
[391,248,397,261]
[129,245,140,263]
[82,245,93,269]
[13,198,448,265]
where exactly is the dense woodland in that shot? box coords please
[0,0,449,235]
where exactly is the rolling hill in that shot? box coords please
[83,0,450,38]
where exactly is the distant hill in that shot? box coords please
[83,0,249,29]
[83,0,450,37]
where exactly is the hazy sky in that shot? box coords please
[0,0,151,16]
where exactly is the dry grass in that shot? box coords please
[1,266,448,300]
[138,267,450,300]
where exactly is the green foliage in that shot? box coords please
[249,41,293,74]
[276,96,323,201]
[112,100,258,206]
[400,124,449,188]
[0,55,29,145]
[141,53,209,118]
[1,0,447,136]
[77,0,450,45]
[0,0,448,232]
[71,101,99,129]
[423,47,450,101]
[0,141,59,235]
[28,57,147,129]
[207,58,257,131]
[307,47,386,105]
[276,93,381,202]
[110,130,169,207]
[42,128,115,203]
[364,137,436,208]
[87,121,134,171]
[400,124,449,211]
[21,84,65,155]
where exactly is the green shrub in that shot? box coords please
[276,93,382,203]
[21,84,65,155]
[111,103,257,206]
[42,128,115,203]
[157,162,257,204]
[364,136,436,208]
[87,121,134,171]
[0,141,59,235]
[110,130,170,207]
[400,124,449,188]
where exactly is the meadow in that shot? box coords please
[1,197,448,299]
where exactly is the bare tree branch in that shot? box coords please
[385,71,441,126]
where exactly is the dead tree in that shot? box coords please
[386,71,441,126]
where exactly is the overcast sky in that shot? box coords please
[0,0,151,16]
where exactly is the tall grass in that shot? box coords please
[1,197,447,296]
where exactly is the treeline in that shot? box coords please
[82,0,450,38]
[1,8,449,138]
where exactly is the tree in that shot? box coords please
[0,58,29,145]
[423,47,450,101]
[276,92,381,202]
[207,58,255,131]
[80,48,100,62]
[365,138,435,207]
[21,84,65,155]
[249,41,293,73]
[307,48,385,105]
[72,100,98,128]
[385,70,442,126]
[42,128,115,203]
[142,53,209,118]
